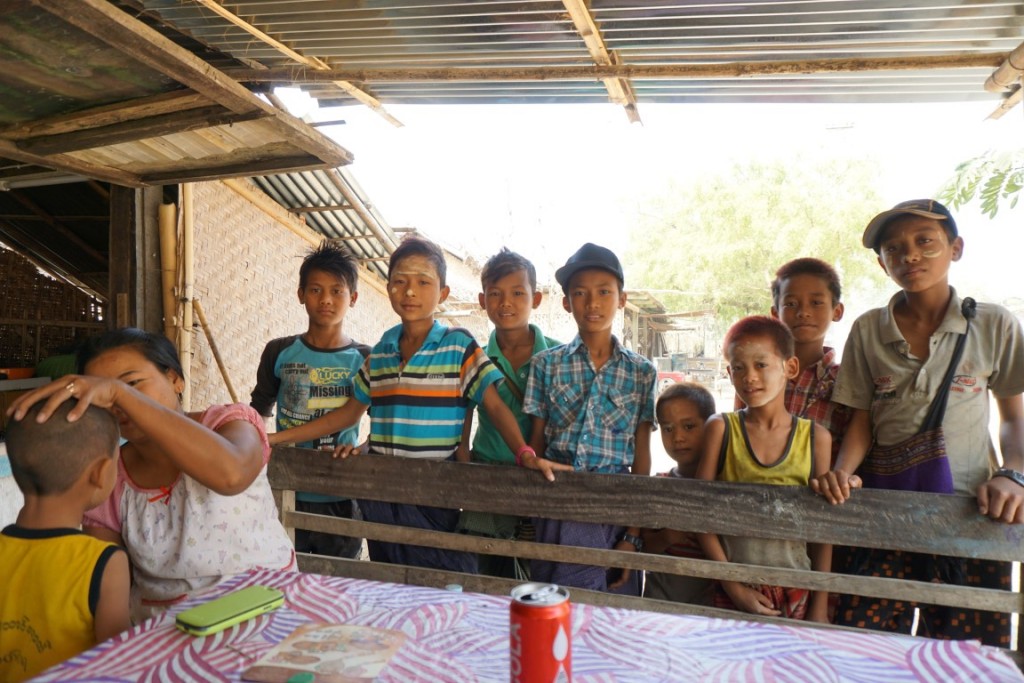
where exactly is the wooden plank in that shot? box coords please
[234,53,1009,85]
[561,0,640,122]
[189,0,401,128]
[18,107,269,156]
[30,0,353,167]
[285,512,1019,614]
[295,554,792,624]
[0,319,104,329]
[0,139,141,187]
[0,91,211,140]
[140,154,331,185]
[268,448,1023,562]
[108,185,137,328]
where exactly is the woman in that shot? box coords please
[9,328,294,621]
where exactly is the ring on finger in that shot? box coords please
[65,381,76,394]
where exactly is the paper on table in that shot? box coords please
[241,623,407,683]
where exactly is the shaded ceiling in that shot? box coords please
[0,0,352,190]
[135,0,1022,121]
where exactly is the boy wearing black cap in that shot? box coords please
[813,199,1024,645]
[522,243,658,594]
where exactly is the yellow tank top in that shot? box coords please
[718,411,813,486]
[716,412,814,571]
[0,526,121,682]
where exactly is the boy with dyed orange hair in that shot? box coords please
[698,315,831,622]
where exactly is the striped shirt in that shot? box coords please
[353,321,500,459]
[523,335,657,473]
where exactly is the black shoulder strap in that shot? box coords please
[492,359,526,404]
[919,297,976,433]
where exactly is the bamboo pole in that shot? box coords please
[180,183,194,411]
[158,203,177,341]
[984,40,1024,93]
[193,298,239,403]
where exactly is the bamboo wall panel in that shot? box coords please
[0,247,105,367]
[187,180,394,411]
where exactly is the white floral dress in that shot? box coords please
[83,404,295,621]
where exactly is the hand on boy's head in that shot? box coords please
[7,375,117,423]
[810,470,862,504]
[977,477,1024,524]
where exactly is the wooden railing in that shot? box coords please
[268,446,1022,661]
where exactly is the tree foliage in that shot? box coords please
[624,156,890,321]
[937,148,1024,218]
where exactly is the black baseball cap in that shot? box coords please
[862,199,958,252]
[554,243,625,292]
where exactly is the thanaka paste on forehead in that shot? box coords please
[392,269,437,279]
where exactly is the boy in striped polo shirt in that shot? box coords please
[270,236,570,572]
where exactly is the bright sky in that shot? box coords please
[277,90,1023,308]
[274,92,1021,474]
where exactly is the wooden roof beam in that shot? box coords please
[561,0,641,124]
[0,139,141,187]
[231,53,1008,84]
[140,154,331,185]
[192,0,402,128]
[30,0,352,168]
[16,106,269,156]
[0,91,212,141]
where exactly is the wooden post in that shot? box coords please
[180,183,193,411]
[158,202,177,341]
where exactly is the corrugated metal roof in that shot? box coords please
[135,1,1021,108]
[251,167,397,280]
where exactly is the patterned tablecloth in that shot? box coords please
[35,569,1022,683]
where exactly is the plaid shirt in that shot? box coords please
[785,347,851,463]
[523,335,656,473]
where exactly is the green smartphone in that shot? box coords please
[175,585,285,637]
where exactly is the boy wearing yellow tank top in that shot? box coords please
[696,316,832,622]
[1,400,130,681]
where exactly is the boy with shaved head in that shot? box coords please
[1,400,130,681]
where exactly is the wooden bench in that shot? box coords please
[268,446,1022,662]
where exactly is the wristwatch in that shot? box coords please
[619,533,644,552]
[993,468,1024,488]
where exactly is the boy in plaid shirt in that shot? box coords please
[522,243,657,594]
[770,257,851,463]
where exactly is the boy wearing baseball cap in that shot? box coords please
[813,199,1024,645]
[521,243,658,594]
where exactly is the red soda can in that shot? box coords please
[509,583,572,682]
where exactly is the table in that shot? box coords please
[36,569,1022,682]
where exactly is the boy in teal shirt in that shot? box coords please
[456,248,559,577]
[251,241,369,559]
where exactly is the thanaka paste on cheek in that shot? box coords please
[921,250,941,259]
